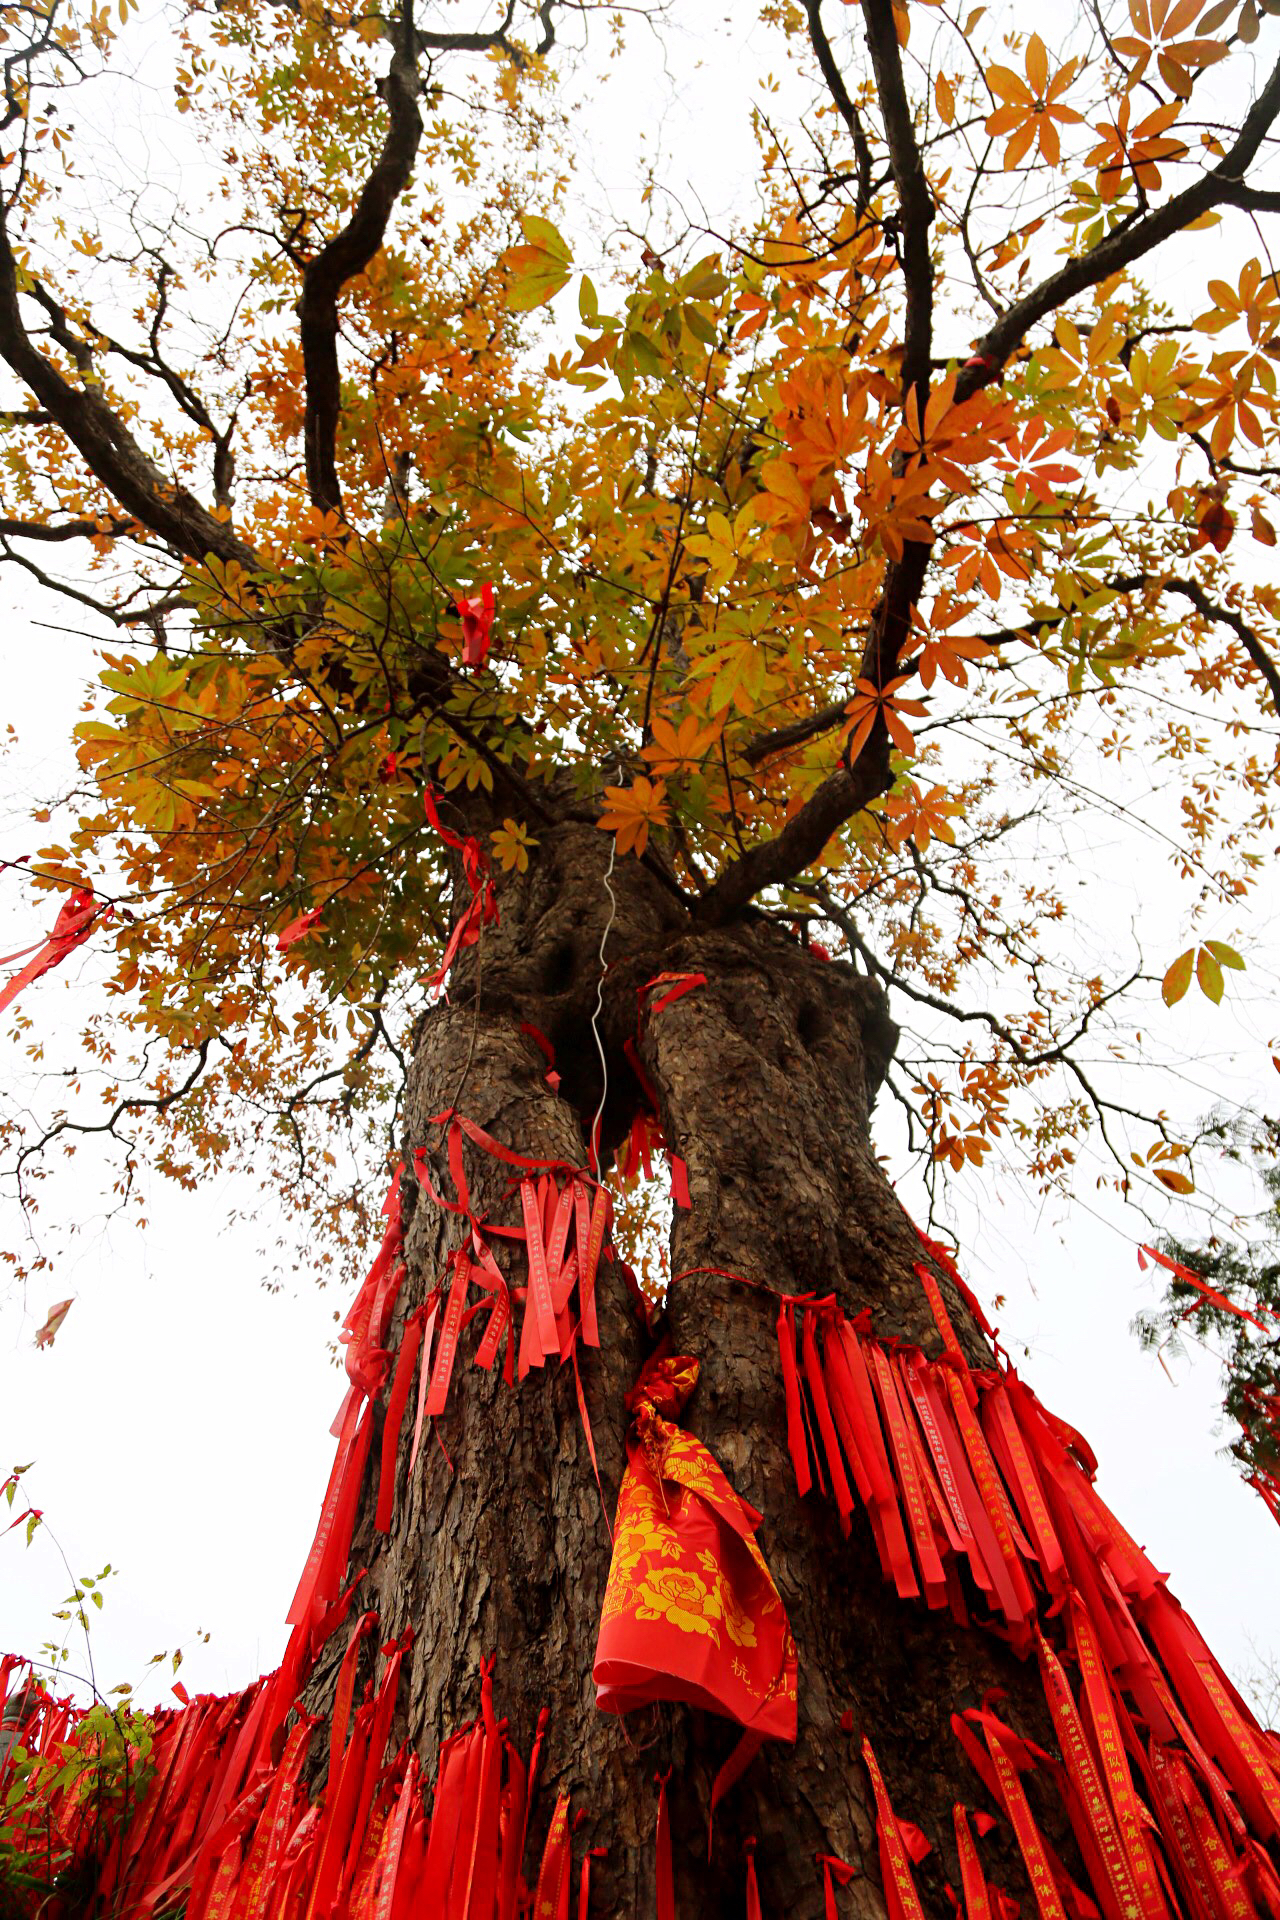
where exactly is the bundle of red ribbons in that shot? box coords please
[0,1645,606,1920]
[7,1092,1280,1919]
[776,1235,1280,1920]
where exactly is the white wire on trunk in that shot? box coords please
[588,836,618,1172]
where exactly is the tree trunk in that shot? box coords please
[312,816,1078,1918]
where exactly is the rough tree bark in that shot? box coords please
[303,811,1080,1919]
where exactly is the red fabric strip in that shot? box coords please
[1147,1742,1220,1920]
[329,1611,378,1790]
[829,1318,917,1599]
[470,1236,512,1375]
[868,1342,947,1606]
[890,1351,962,1554]
[576,1184,608,1349]
[376,1308,428,1532]
[746,1838,763,1920]
[941,1369,1034,1632]
[570,1335,612,1541]
[373,1760,418,1920]
[535,1792,573,1920]
[983,1724,1068,1920]
[287,1392,364,1628]
[802,1309,854,1531]
[578,1844,607,1920]
[863,1738,926,1920]
[1036,1631,1144,1920]
[520,1178,559,1360]
[0,886,102,1018]
[1068,1597,1171,1920]
[914,1260,965,1362]
[1139,1244,1275,1335]
[426,1252,472,1419]
[656,1774,675,1920]
[408,1295,439,1478]
[776,1302,812,1499]
[819,1851,856,1920]
[954,1805,993,1920]
[983,1382,1066,1594]
[641,971,707,1019]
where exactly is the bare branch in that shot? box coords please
[1113,571,1280,715]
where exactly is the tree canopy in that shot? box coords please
[0,0,1278,1299]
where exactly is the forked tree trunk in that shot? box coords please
[309,817,1075,1918]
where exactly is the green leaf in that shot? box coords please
[1196,946,1224,1004]
[1205,939,1245,970]
[1162,948,1194,1006]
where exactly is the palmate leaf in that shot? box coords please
[502,215,572,312]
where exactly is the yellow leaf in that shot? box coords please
[491,818,537,874]
[597,777,669,858]
[1161,948,1194,1005]
[501,215,572,313]
[1204,939,1244,970]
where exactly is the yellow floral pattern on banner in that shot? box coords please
[601,1473,766,1649]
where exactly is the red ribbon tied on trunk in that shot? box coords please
[593,1350,797,1743]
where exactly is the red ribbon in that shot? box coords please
[375,1305,429,1532]
[777,1301,812,1498]
[745,1838,762,1920]
[534,1790,573,1920]
[456,582,495,668]
[0,885,104,1016]
[954,1806,992,1920]
[656,1773,675,1920]
[578,1843,607,1920]
[863,1738,926,1920]
[1139,1244,1276,1334]
[817,1850,856,1920]
[330,1610,378,1789]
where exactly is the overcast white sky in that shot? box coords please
[2,1,1279,1722]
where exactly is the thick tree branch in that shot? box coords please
[701,50,1280,925]
[0,514,131,542]
[957,50,1280,402]
[300,4,422,517]
[804,0,872,215]
[696,746,891,925]
[860,0,933,405]
[0,219,260,573]
[742,697,851,767]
